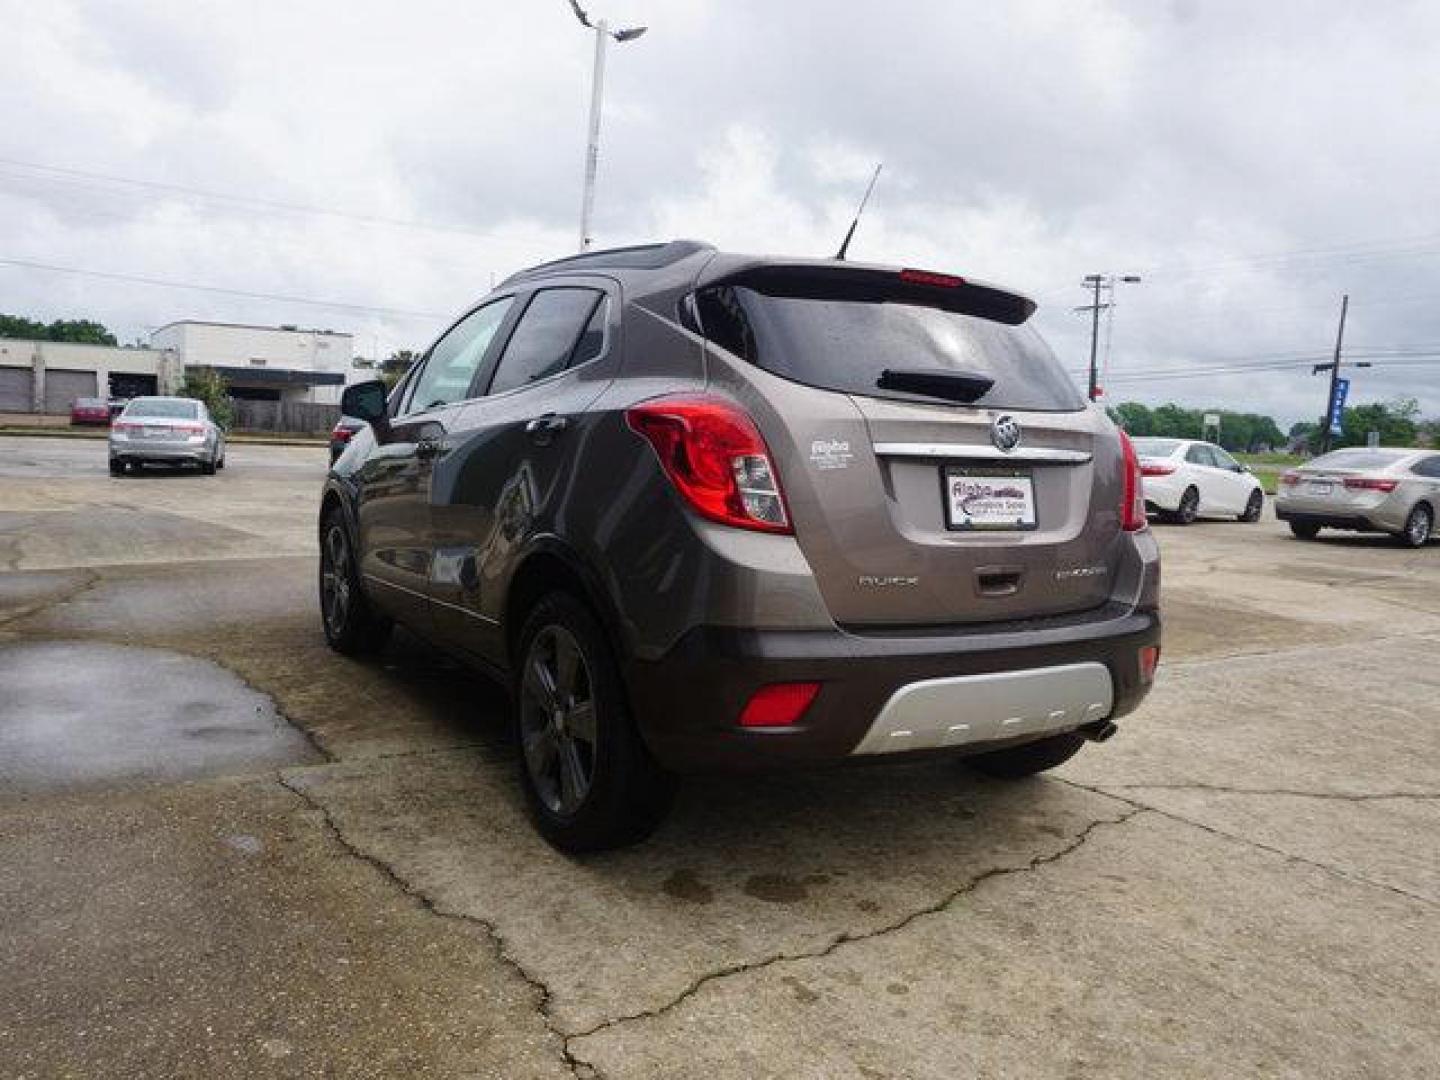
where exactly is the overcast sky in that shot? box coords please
[3,0,1438,427]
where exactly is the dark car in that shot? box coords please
[319,241,1161,851]
[329,417,364,463]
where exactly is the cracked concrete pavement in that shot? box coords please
[2,434,1438,1078]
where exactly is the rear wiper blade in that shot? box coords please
[877,368,995,404]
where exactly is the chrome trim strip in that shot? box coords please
[362,573,500,624]
[850,662,1113,756]
[873,443,1092,464]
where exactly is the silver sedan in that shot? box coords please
[108,396,226,476]
[1275,447,1440,547]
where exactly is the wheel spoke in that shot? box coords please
[524,727,558,778]
[557,737,587,812]
[524,655,560,714]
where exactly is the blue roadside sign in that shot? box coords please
[1328,377,1350,436]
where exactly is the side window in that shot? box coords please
[405,298,514,414]
[1414,456,1440,478]
[1185,444,1210,466]
[1211,446,1239,471]
[486,288,605,396]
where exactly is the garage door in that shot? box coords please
[0,365,34,412]
[42,368,98,414]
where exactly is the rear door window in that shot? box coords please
[486,288,606,396]
[1185,444,1213,466]
[693,284,1084,412]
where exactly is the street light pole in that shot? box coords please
[567,1,647,252]
[578,19,608,252]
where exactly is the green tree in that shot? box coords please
[1107,401,1154,435]
[0,314,117,345]
[380,348,421,390]
[1337,397,1419,448]
[178,368,234,431]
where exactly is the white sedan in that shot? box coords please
[1132,437,1265,524]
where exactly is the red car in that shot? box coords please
[70,397,112,426]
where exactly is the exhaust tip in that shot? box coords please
[1085,720,1119,743]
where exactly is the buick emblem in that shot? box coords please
[990,414,1022,453]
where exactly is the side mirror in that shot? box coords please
[341,379,388,424]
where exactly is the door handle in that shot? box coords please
[415,435,441,460]
[525,414,569,443]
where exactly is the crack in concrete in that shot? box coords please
[274,772,597,1080]
[0,568,102,629]
[1058,778,1440,910]
[565,804,1144,1053]
[1102,782,1440,802]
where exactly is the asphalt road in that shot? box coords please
[2,434,1438,1078]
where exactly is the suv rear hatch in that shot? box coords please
[691,261,1129,629]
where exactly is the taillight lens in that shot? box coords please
[177,422,205,433]
[1280,471,1300,486]
[1343,477,1398,493]
[1119,430,1147,532]
[331,424,354,442]
[1140,462,1177,476]
[738,682,820,728]
[1139,645,1160,683]
[626,396,791,534]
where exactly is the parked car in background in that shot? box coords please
[70,397,111,426]
[318,241,1161,852]
[109,396,226,476]
[329,416,364,463]
[1133,437,1265,524]
[1276,447,1440,547]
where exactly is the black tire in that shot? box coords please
[319,510,392,655]
[967,731,1088,779]
[216,451,225,470]
[1239,489,1264,523]
[109,458,124,477]
[513,591,674,853]
[201,457,217,475]
[1399,503,1433,549]
[1289,521,1321,541]
[1170,486,1200,525]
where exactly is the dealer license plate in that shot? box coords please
[944,468,1037,531]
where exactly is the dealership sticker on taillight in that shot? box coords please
[943,467,1037,531]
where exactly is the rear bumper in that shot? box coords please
[626,604,1160,773]
[1275,507,1401,533]
[111,438,210,462]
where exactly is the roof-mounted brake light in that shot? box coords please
[898,268,965,288]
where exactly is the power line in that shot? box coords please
[0,156,500,239]
[0,256,449,321]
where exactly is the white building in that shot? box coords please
[149,321,352,405]
[0,338,178,413]
[0,321,354,416]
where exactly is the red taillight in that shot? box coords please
[1140,462,1177,477]
[898,267,965,288]
[1280,471,1300,486]
[1139,645,1160,683]
[177,422,205,433]
[738,682,820,728]
[331,424,354,442]
[626,396,791,534]
[1119,430,1147,532]
[1343,477,1398,493]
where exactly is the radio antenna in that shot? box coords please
[835,162,883,261]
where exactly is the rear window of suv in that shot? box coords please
[694,284,1084,412]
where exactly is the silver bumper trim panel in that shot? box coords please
[849,661,1114,756]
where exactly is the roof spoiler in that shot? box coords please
[705,263,1036,325]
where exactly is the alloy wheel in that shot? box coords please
[320,524,352,635]
[1407,505,1432,547]
[519,625,598,817]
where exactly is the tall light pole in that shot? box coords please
[1076,273,1141,402]
[567,1,647,252]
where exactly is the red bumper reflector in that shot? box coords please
[738,682,820,728]
[1139,645,1160,683]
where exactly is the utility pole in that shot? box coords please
[1083,274,1104,402]
[1077,273,1141,402]
[1318,293,1349,454]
